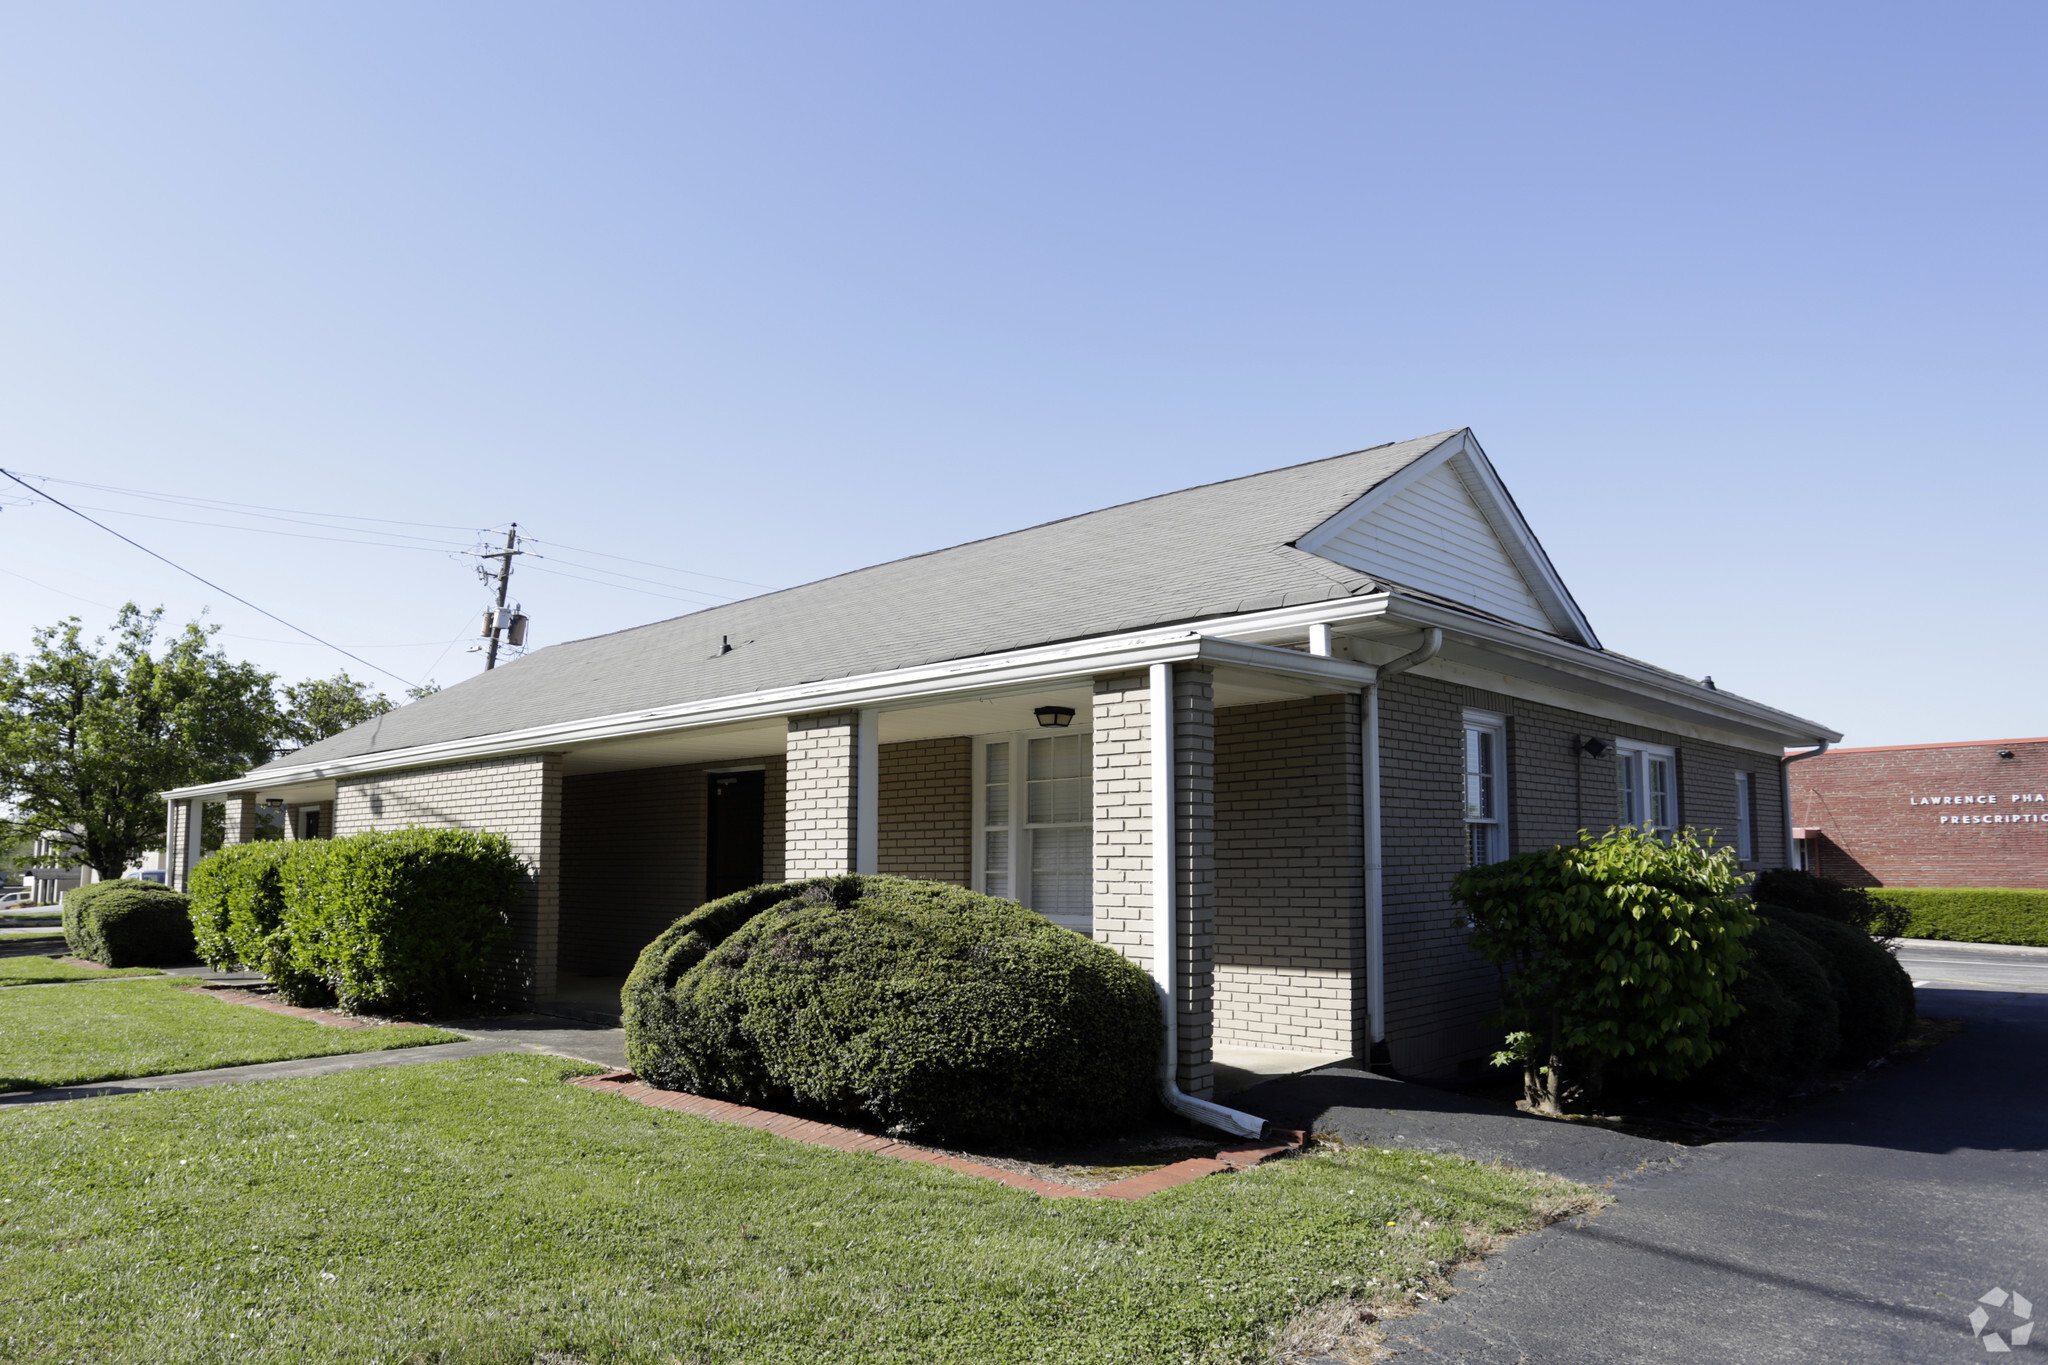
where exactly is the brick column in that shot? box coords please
[222,793,259,845]
[1172,667,1217,1099]
[1092,673,1153,968]
[785,712,861,878]
[165,800,193,890]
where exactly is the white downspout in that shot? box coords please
[1149,661,1266,1140]
[1780,739,1829,872]
[1362,627,1442,1058]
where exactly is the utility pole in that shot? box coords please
[477,524,523,670]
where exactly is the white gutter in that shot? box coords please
[164,585,1832,805]
[1363,627,1442,1057]
[1149,661,1267,1140]
[165,628,1375,801]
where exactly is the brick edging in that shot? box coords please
[567,1071,1304,1199]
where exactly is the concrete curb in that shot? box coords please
[1897,937,2048,958]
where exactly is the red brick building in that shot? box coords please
[1788,737,2048,889]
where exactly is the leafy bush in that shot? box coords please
[1871,887,2048,948]
[625,875,1163,1141]
[182,827,524,1015]
[188,842,336,1005]
[290,828,523,1016]
[62,879,196,967]
[1751,868,1909,941]
[1455,827,1754,1113]
[1693,918,1839,1099]
[1764,907,1916,1066]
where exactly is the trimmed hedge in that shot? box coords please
[185,827,525,1015]
[1873,887,2048,948]
[297,828,522,1016]
[625,875,1163,1141]
[62,880,197,967]
[188,842,335,1005]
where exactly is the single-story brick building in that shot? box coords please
[1789,736,2048,889]
[164,428,1836,1106]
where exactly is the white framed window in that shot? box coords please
[974,729,1093,934]
[1616,740,1678,837]
[1735,772,1756,862]
[1462,709,1509,865]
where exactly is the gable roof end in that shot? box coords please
[1292,429,1600,649]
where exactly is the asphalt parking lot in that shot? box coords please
[1368,939,2048,1363]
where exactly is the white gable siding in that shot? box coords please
[1313,461,1555,632]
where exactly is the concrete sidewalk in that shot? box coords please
[0,1013,629,1107]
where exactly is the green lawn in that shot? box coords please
[0,954,162,987]
[0,1052,1591,1364]
[0,979,464,1091]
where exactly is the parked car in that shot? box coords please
[0,890,31,909]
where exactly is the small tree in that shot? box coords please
[280,671,394,746]
[1454,827,1755,1114]
[0,607,278,881]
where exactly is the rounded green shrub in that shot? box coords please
[1695,917,1838,1099]
[62,879,196,967]
[188,842,336,1006]
[1765,907,1916,1066]
[624,875,1163,1141]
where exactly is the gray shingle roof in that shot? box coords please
[261,430,1464,771]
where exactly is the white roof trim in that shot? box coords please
[1293,429,1601,649]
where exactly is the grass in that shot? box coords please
[0,954,162,987]
[0,1053,1591,1365]
[0,979,465,1091]
[0,925,66,937]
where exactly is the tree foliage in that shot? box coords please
[0,606,278,880]
[279,671,395,747]
[1453,827,1755,1114]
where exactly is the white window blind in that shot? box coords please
[976,729,1094,934]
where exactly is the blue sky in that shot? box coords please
[0,3,2040,745]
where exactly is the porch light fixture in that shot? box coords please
[1034,705,1076,729]
[1577,736,1609,759]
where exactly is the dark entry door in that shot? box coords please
[706,770,766,900]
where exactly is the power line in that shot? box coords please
[523,551,736,603]
[0,562,120,613]
[0,468,415,688]
[18,472,486,532]
[56,501,472,553]
[522,536,774,591]
[519,560,724,605]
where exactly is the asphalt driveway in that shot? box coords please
[1338,940,2048,1362]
